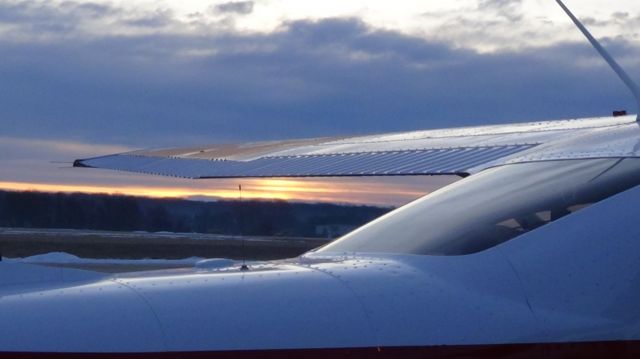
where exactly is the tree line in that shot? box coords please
[0,191,390,238]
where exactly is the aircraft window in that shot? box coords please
[316,158,640,256]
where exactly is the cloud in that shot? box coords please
[212,1,254,15]
[580,11,640,30]
[0,1,119,37]
[0,137,132,160]
[121,9,175,29]
[0,1,190,40]
[0,1,638,151]
[477,0,524,22]
[0,1,116,22]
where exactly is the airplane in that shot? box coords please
[2,0,640,357]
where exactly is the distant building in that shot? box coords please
[315,224,356,239]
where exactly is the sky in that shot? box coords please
[1,0,639,206]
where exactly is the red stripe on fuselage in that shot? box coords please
[1,341,639,358]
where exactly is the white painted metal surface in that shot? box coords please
[75,115,639,178]
[499,184,640,341]
[78,145,535,178]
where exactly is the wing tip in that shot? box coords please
[72,159,92,168]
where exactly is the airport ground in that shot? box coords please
[0,227,328,272]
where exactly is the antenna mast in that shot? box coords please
[556,0,640,121]
[239,184,249,271]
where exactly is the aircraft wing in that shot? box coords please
[74,115,638,178]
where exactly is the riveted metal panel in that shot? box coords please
[77,144,537,179]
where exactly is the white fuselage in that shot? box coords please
[1,179,639,354]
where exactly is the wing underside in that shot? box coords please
[74,116,638,179]
[75,145,534,179]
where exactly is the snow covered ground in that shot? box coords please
[0,227,278,242]
[0,227,325,262]
[11,251,205,266]
[2,252,243,273]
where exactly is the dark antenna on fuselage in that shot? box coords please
[238,184,249,271]
[556,0,640,121]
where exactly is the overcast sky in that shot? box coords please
[1,0,639,205]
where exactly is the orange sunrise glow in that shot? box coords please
[0,136,460,206]
[0,176,453,206]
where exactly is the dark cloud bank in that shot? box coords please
[0,1,639,148]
